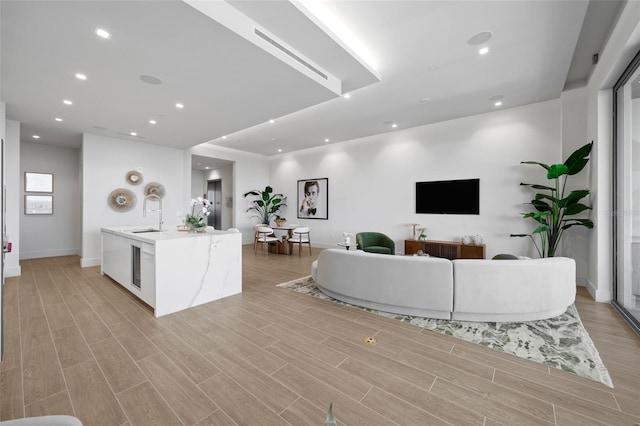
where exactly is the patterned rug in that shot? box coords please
[277,276,613,388]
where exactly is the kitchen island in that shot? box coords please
[101,226,241,317]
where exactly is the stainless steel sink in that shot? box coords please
[129,228,161,233]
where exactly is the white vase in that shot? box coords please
[461,235,472,245]
[473,235,483,245]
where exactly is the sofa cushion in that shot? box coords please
[363,246,392,254]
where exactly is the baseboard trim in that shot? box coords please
[20,248,79,260]
[5,265,22,277]
[80,257,100,268]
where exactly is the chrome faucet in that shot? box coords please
[143,194,163,231]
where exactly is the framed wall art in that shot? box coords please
[297,177,328,220]
[25,195,53,215]
[25,172,53,193]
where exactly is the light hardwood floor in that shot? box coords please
[1,246,640,425]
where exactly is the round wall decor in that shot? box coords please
[108,188,137,211]
[126,170,143,185]
[144,182,166,198]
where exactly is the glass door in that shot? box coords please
[613,49,640,332]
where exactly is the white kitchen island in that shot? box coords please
[101,226,242,317]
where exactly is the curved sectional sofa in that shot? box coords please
[311,249,576,322]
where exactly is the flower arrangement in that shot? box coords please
[185,197,212,230]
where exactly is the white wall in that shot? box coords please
[269,100,564,261]
[190,144,269,244]
[20,141,80,259]
[191,169,205,199]
[4,120,20,277]
[560,87,590,285]
[81,134,186,266]
[205,163,234,231]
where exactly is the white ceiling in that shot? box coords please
[1,0,624,158]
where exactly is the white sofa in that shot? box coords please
[311,249,576,322]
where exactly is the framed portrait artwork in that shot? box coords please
[297,178,328,220]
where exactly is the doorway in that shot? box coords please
[207,179,222,230]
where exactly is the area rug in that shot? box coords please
[277,276,613,388]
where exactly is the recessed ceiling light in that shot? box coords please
[95,28,110,39]
[63,99,73,105]
[140,75,162,85]
[478,47,490,55]
[75,73,87,80]
[222,135,227,139]
[324,138,330,142]
[269,119,275,124]
[494,101,503,107]
[149,120,157,124]
[467,31,493,46]
[55,118,63,122]
[175,103,184,109]
[277,148,282,152]
[33,135,40,139]
[391,123,398,128]
[130,132,137,136]
[205,167,210,170]
[343,93,351,99]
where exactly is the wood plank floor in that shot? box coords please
[1,246,640,425]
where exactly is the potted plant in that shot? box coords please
[274,215,286,227]
[185,197,212,232]
[510,141,594,257]
[243,186,287,225]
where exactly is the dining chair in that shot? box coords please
[289,226,311,256]
[255,226,279,255]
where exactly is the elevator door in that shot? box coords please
[207,179,222,230]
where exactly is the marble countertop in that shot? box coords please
[101,226,239,244]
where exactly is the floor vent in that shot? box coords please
[254,28,328,80]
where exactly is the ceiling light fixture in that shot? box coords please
[343,93,351,99]
[269,119,275,124]
[494,101,503,107]
[478,47,490,55]
[149,120,157,124]
[75,73,87,80]
[277,148,282,153]
[33,135,40,139]
[222,136,227,139]
[130,132,137,136]
[391,123,398,128]
[63,99,73,105]
[324,138,330,142]
[55,118,63,122]
[175,103,184,109]
[95,28,110,39]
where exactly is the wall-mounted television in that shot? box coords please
[416,178,480,215]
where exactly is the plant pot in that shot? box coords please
[275,219,286,227]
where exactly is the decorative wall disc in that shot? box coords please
[108,188,137,212]
[126,170,143,185]
[144,182,165,198]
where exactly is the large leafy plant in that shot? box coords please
[243,186,286,225]
[511,141,594,257]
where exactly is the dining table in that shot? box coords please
[270,224,301,254]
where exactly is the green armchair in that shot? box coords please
[356,232,395,255]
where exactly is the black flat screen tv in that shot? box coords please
[416,178,480,215]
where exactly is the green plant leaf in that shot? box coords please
[563,203,591,215]
[547,164,568,179]
[520,182,556,191]
[265,186,273,194]
[564,141,593,175]
[561,218,594,228]
[532,224,549,234]
[530,199,551,212]
[557,189,590,208]
[521,161,550,170]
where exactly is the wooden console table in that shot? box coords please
[404,239,485,259]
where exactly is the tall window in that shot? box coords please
[613,48,640,333]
